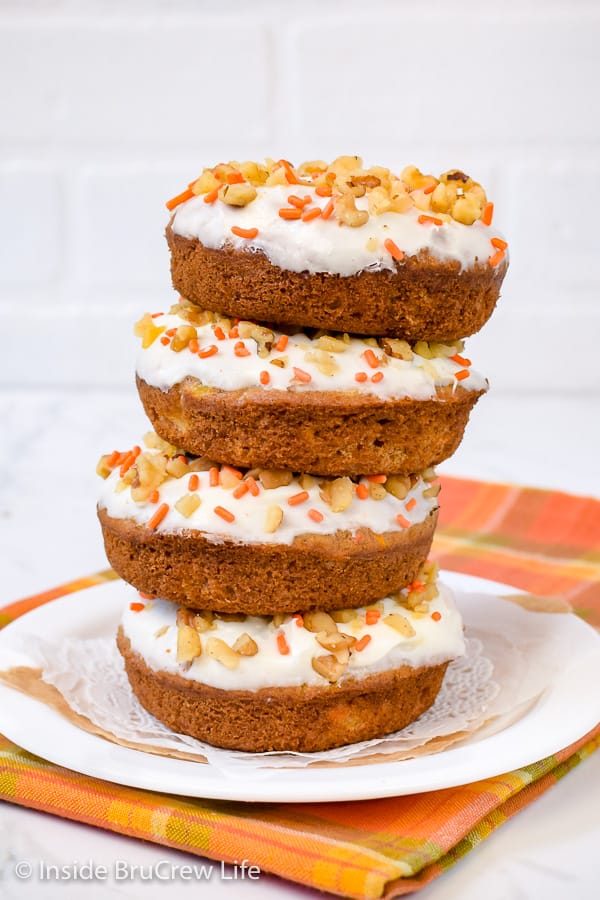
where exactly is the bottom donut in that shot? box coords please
[117,572,464,752]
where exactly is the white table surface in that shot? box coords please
[1,387,599,899]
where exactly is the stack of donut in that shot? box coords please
[96,157,508,752]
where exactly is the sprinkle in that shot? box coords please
[396,514,411,529]
[246,476,260,496]
[288,490,309,506]
[307,508,324,523]
[405,497,417,512]
[138,591,154,600]
[213,326,226,341]
[409,580,425,592]
[222,465,243,480]
[491,237,508,251]
[166,188,194,211]
[188,338,199,354]
[275,334,289,352]
[302,207,322,222]
[209,466,219,487]
[354,634,372,652]
[234,340,251,357]
[148,489,160,504]
[231,225,259,239]
[481,202,494,226]
[119,446,140,477]
[277,632,290,655]
[214,505,235,523]
[355,372,368,383]
[279,207,302,220]
[203,187,219,204]
[383,238,404,261]
[198,344,218,358]
[363,348,380,369]
[356,484,369,500]
[365,609,381,625]
[293,367,312,383]
[260,370,270,385]
[423,181,438,194]
[229,326,239,338]
[489,249,505,267]
[293,614,304,627]
[160,336,170,346]
[418,214,444,226]
[450,354,471,366]
[366,474,387,483]
[226,171,245,184]
[287,194,311,208]
[165,328,177,337]
[150,312,163,318]
[321,198,335,219]
[455,368,470,381]
[279,159,299,184]
[371,372,384,383]
[148,503,169,530]
[188,474,199,492]
[431,611,442,622]
[129,602,145,612]
[315,185,332,197]
[232,481,249,499]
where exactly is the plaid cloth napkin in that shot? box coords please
[1,475,599,899]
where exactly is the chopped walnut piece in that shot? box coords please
[423,483,441,499]
[298,473,316,490]
[191,612,214,633]
[269,356,288,368]
[304,348,339,376]
[384,613,416,637]
[264,504,284,533]
[176,624,202,664]
[190,170,220,194]
[303,610,338,634]
[380,337,413,361]
[315,335,348,354]
[219,182,257,206]
[237,321,274,358]
[272,613,287,627]
[171,324,197,352]
[335,191,368,227]
[143,431,177,455]
[385,475,411,500]
[170,300,214,326]
[316,631,356,652]
[413,340,435,359]
[175,494,201,518]
[134,313,165,349]
[206,637,240,669]
[312,654,346,683]
[328,477,354,512]
[166,457,189,479]
[331,609,358,624]
[233,632,259,656]
[96,454,114,479]
[130,452,168,501]
[259,469,293,490]
[369,482,387,501]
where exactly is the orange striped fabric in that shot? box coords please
[1,475,599,899]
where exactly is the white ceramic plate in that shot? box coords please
[0,571,599,803]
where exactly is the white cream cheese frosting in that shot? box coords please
[171,184,506,276]
[98,448,438,546]
[121,581,465,690]
[136,310,488,401]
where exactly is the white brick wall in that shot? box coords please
[1,0,599,393]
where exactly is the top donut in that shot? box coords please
[166,157,508,341]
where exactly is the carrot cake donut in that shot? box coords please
[134,301,487,476]
[166,157,509,340]
[117,564,464,751]
[97,436,440,614]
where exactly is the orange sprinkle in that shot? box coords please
[150,312,163,318]
[209,466,219,487]
[226,171,245,184]
[138,591,154,600]
[293,614,304,627]
[491,237,508,251]
[165,328,177,337]
[396,514,411,528]
[321,198,335,219]
[383,238,404,261]
[288,490,309,507]
[371,372,384,383]
[366,474,387,483]
[293,367,312,383]
[450,354,471,366]
[188,474,199,492]
[408,580,425,593]
[455,369,470,381]
[301,206,322,222]
[308,508,324,523]
[277,632,290,655]
[148,489,160,504]
[129,602,145,612]
[423,181,438,194]
[231,225,259,240]
[177,455,187,465]
[418,214,444,226]
[234,340,251,357]
[405,497,417,512]
[275,334,289,352]
[198,344,218,358]
[148,503,169,530]
[229,325,239,338]
[279,159,299,184]
[287,194,311,208]
[364,349,380,369]
[354,634,372,652]
[489,248,505,266]
[365,609,380,625]
[232,481,249,499]
[213,326,226,341]
[431,611,442,622]
[203,187,219,204]
[166,188,194,211]
[246,475,260,496]
[214,505,235,523]
[279,207,302,220]
[356,483,369,500]
[355,372,368,383]
[119,452,136,477]
[222,465,243,480]
[315,185,332,197]
[160,336,170,346]
[481,202,494,226]
[188,338,199,354]
[106,450,120,467]
[260,370,270,385]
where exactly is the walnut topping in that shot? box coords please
[237,321,274,358]
[423,482,441,499]
[303,610,338,634]
[321,476,353,512]
[385,475,411,500]
[218,182,257,207]
[176,624,202,664]
[206,637,240,669]
[315,631,356,652]
[315,334,348,354]
[191,611,214,633]
[383,613,416,637]
[264,504,284,533]
[232,632,259,656]
[331,608,358,624]
[143,431,177,455]
[134,313,165,349]
[170,324,197,352]
[380,338,413,361]
[259,469,293,490]
[304,348,339,376]
[312,654,346,683]
[175,494,201,517]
